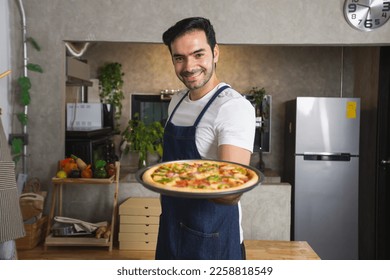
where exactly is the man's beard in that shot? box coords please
[179,65,214,90]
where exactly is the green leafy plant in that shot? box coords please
[121,113,164,168]
[248,87,266,116]
[98,62,125,133]
[10,137,23,163]
[11,37,43,163]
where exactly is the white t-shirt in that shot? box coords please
[168,83,255,157]
[167,83,256,242]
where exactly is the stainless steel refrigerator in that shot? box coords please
[283,97,360,260]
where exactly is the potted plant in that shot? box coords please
[248,87,269,171]
[248,86,267,118]
[121,113,164,169]
[98,62,125,133]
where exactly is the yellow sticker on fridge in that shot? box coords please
[346,101,357,119]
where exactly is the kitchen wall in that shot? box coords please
[81,43,355,174]
[8,0,389,185]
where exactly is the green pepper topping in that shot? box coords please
[207,175,220,182]
[156,177,174,183]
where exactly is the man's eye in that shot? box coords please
[195,53,204,58]
[174,57,184,62]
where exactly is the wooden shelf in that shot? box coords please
[44,162,120,251]
[52,175,116,185]
[45,234,109,247]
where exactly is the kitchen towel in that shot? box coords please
[0,117,25,243]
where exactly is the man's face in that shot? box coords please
[170,30,219,91]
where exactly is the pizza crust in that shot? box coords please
[141,159,259,195]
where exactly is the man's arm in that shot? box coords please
[210,144,252,205]
[218,144,251,165]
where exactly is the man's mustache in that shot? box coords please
[180,69,202,77]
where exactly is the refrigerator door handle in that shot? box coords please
[303,153,351,161]
[380,158,390,166]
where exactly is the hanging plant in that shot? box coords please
[98,62,125,133]
[11,36,43,163]
[26,63,43,73]
[17,76,31,105]
[10,138,23,163]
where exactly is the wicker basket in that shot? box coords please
[16,216,48,250]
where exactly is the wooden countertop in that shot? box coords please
[244,240,320,260]
[18,240,320,260]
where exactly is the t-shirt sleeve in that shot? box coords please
[215,97,256,153]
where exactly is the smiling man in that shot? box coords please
[171,30,217,97]
[156,17,256,260]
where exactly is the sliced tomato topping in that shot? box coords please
[175,180,188,187]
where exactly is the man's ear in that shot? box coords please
[213,44,219,63]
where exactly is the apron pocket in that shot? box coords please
[178,222,220,260]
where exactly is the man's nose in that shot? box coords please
[183,57,195,72]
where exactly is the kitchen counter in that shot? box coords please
[17,240,320,260]
[244,240,320,260]
[117,172,291,242]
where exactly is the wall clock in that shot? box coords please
[344,0,390,31]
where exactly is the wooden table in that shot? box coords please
[19,240,320,260]
[244,240,320,260]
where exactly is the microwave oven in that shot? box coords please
[65,134,116,165]
[66,103,103,130]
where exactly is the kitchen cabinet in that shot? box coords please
[44,162,120,251]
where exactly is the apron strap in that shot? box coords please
[193,85,230,126]
[167,85,230,126]
[166,91,189,123]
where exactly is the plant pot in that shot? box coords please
[139,157,147,169]
[147,151,160,166]
[138,150,148,169]
[103,103,115,129]
[120,150,140,172]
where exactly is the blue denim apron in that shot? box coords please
[155,85,243,260]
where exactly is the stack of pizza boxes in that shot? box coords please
[118,197,161,250]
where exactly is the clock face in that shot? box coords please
[344,0,390,31]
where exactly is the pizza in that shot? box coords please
[141,160,260,195]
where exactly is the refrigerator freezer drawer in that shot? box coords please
[294,156,358,260]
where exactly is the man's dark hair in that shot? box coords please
[162,17,217,53]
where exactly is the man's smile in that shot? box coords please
[181,69,203,79]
